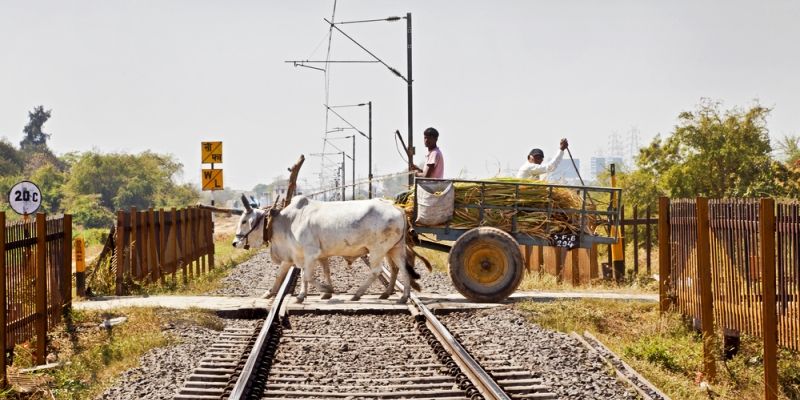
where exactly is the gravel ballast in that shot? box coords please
[95,318,257,400]
[97,248,649,399]
[440,307,638,400]
[208,248,455,298]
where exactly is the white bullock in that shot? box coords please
[231,195,420,303]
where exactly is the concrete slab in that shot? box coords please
[73,295,272,312]
[71,291,656,315]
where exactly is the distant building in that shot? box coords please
[547,158,581,185]
[266,180,304,205]
[590,156,624,182]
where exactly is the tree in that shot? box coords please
[20,106,52,150]
[0,139,23,176]
[776,135,800,168]
[628,100,798,201]
[67,194,115,228]
[30,164,65,212]
[62,151,199,214]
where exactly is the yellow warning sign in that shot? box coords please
[74,237,86,273]
[202,169,224,191]
[201,141,223,164]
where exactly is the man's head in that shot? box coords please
[528,148,544,164]
[423,127,439,149]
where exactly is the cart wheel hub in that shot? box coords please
[463,244,508,285]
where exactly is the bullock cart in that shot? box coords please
[409,178,622,302]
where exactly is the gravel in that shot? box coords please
[208,248,456,298]
[440,307,639,400]
[98,248,649,400]
[95,318,257,400]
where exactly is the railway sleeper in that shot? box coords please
[262,389,470,398]
[173,395,220,400]
[265,382,461,391]
[261,397,470,400]
[186,373,232,382]
[181,381,228,389]
[267,364,450,374]
[268,374,458,384]
[509,393,558,400]
[176,387,226,397]
[496,378,544,385]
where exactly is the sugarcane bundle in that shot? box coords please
[400,178,596,240]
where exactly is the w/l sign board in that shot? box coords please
[8,180,42,215]
[202,169,224,191]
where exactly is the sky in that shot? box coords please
[1,1,799,192]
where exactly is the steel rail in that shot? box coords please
[229,266,299,400]
[383,266,511,400]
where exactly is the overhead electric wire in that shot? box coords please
[324,18,408,82]
[324,105,366,136]
[321,0,338,191]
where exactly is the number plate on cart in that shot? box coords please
[552,233,579,250]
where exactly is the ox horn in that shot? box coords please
[241,194,253,213]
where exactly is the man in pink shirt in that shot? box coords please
[412,127,444,178]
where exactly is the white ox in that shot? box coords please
[231,195,419,303]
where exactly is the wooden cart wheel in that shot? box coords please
[448,227,524,302]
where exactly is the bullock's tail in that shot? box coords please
[398,211,423,292]
[404,261,421,280]
[407,245,433,273]
[406,263,422,292]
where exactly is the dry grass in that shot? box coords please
[517,299,800,400]
[517,270,658,294]
[4,307,222,399]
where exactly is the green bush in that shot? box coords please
[77,228,110,246]
[69,194,115,229]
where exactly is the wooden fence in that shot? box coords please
[660,197,800,399]
[530,207,658,285]
[112,207,214,295]
[1,212,72,386]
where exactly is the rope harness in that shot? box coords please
[234,206,279,250]
[235,210,265,250]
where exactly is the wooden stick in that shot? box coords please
[283,154,306,208]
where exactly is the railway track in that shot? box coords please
[175,266,556,399]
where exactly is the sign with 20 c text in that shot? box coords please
[8,180,42,215]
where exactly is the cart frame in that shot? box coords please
[411,178,622,249]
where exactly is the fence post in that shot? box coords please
[696,197,716,381]
[148,209,159,284]
[75,236,86,297]
[613,204,626,283]
[171,208,179,284]
[115,211,125,295]
[35,213,47,365]
[646,206,652,276]
[63,214,72,310]
[633,205,639,277]
[760,198,778,400]
[207,209,215,270]
[1,212,7,387]
[658,197,673,311]
[158,209,167,284]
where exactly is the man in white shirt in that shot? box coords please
[516,138,569,180]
